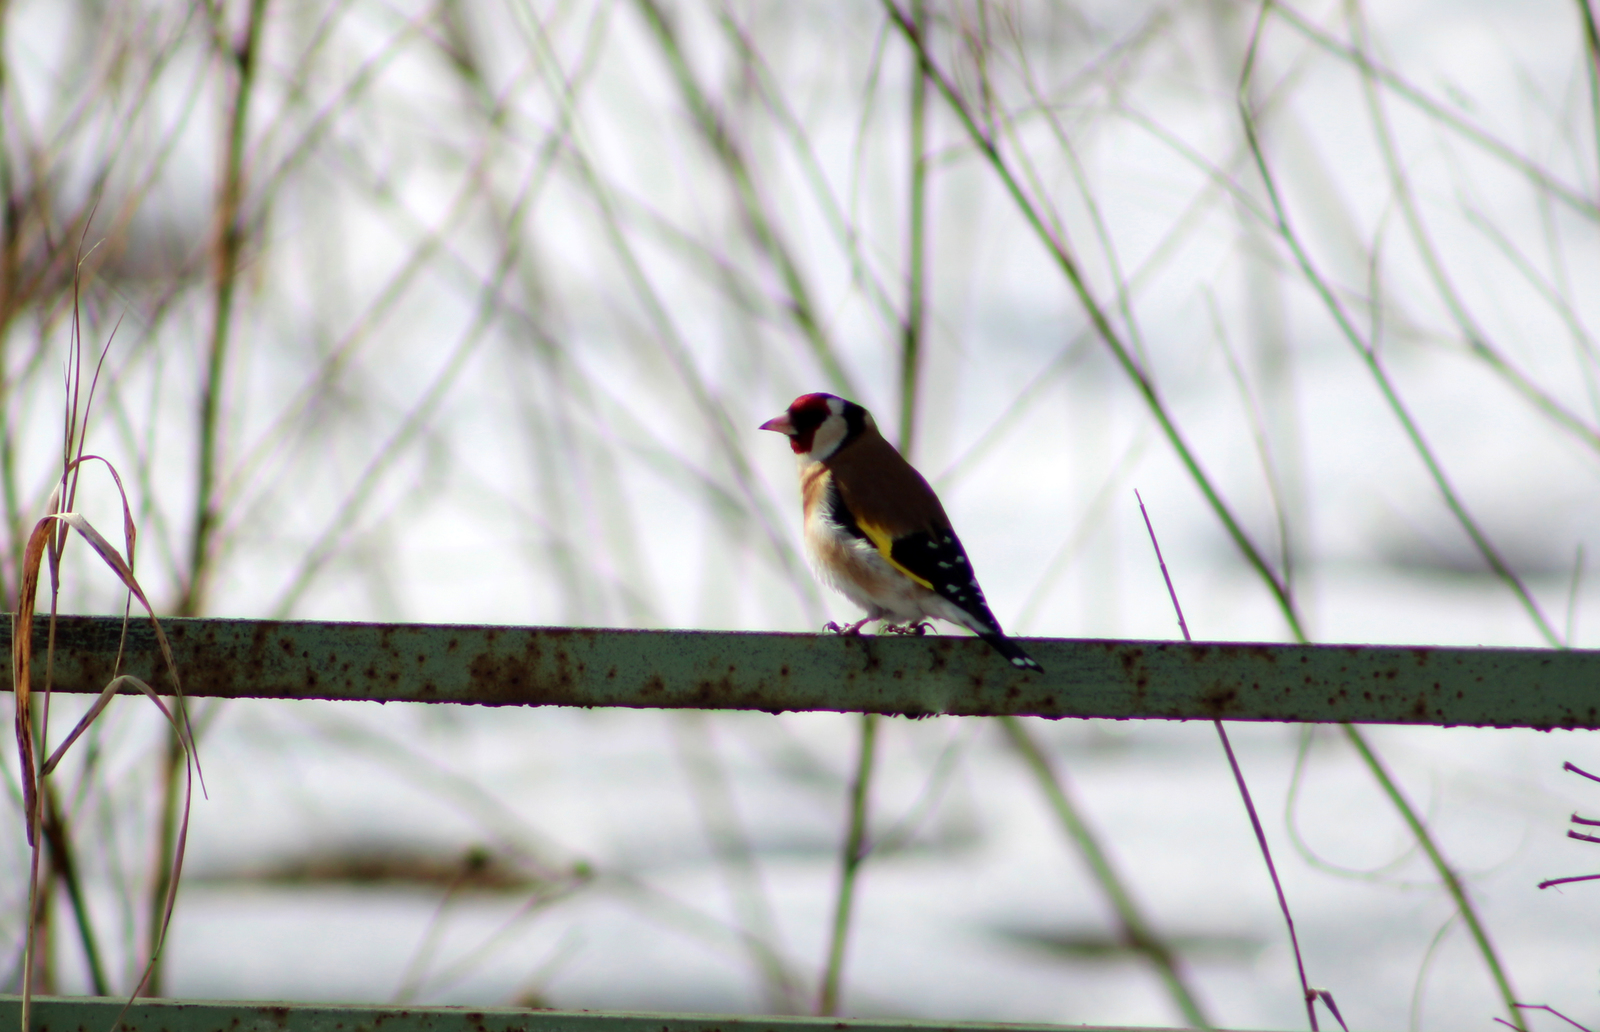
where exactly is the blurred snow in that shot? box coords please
[140,705,1600,1031]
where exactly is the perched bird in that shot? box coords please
[760,392,1043,673]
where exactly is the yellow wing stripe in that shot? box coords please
[857,520,935,590]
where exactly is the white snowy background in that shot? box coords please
[3,1,1600,1029]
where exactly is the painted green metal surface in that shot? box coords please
[3,614,1597,728]
[0,995,1206,1032]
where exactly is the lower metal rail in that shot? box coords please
[1,996,1206,1032]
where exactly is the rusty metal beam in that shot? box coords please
[2,615,1594,728]
[2,995,1215,1032]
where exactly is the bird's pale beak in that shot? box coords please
[759,413,795,435]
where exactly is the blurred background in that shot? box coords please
[3,0,1600,1028]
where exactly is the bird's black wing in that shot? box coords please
[887,528,1043,672]
[887,528,1000,633]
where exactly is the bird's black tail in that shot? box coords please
[981,633,1043,673]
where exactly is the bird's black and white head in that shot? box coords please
[759,393,874,462]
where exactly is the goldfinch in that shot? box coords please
[761,393,1043,673]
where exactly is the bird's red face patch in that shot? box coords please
[785,393,835,454]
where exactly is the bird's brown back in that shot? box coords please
[825,427,950,537]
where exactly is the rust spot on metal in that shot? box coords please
[466,651,533,703]
[1200,684,1239,714]
[694,677,737,703]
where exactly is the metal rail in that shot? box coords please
[1,614,1595,728]
[0,995,1201,1032]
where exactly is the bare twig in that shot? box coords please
[1136,491,1321,1031]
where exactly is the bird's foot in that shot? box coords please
[823,617,874,637]
[883,621,933,637]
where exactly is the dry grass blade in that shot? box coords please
[11,506,199,1029]
[34,512,195,761]
[40,675,181,778]
[12,514,68,848]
